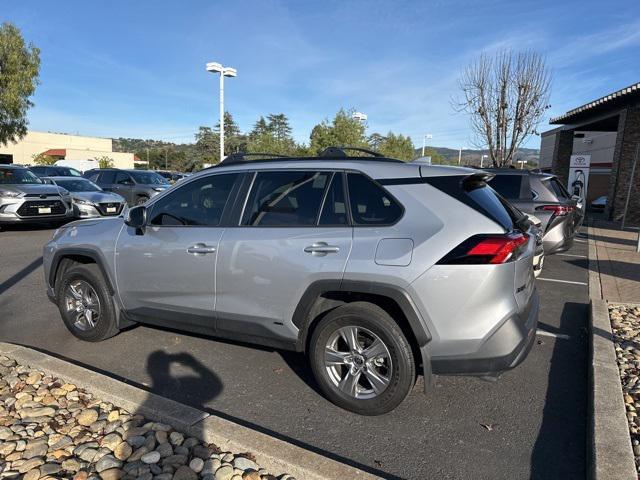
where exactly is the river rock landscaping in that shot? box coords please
[610,303,640,476]
[0,355,295,480]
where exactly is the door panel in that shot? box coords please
[215,227,352,342]
[115,225,221,329]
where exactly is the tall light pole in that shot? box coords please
[206,62,237,163]
[422,133,433,157]
[480,154,488,168]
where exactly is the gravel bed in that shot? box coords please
[0,355,295,480]
[610,303,640,475]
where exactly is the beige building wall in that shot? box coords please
[0,130,139,169]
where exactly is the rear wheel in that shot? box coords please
[56,264,119,342]
[309,302,415,415]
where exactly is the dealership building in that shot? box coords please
[0,130,143,169]
[540,82,640,225]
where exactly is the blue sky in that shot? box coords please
[5,0,639,149]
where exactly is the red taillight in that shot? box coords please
[536,205,574,216]
[437,233,529,265]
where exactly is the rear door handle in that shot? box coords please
[304,242,340,256]
[187,243,217,255]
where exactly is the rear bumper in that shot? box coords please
[431,289,539,376]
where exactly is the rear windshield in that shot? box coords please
[130,171,170,185]
[488,175,523,199]
[467,185,514,230]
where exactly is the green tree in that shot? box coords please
[194,126,219,164]
[94,156,114,168]
[0,23,41,146]
[267,113,292,141]
[215,111,246,155]
[309,108,368,155]
[368,133,385,151]
[32,153,56,165]
[422,147,448,165]
[378,132,415,161]
[247,113,298,156]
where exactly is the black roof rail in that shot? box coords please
[320,146,384,158]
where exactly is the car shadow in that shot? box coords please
[567,258,640,283]
[530,301,588,479]
[0,256,43,295]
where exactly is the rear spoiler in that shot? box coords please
[461,172,495,192]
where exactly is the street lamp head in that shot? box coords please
[206,62,224,73]
[223,67,237,78]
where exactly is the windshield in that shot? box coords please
[55,178,102,192]
[129,171,169,185]
[0,168,42,185]
[56,167,82,177]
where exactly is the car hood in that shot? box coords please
[0,184,64,196]
[71,191,125,203]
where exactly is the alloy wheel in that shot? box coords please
[324,325,392,399]
[64,280,101,331]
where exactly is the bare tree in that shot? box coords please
[454,50,551,167]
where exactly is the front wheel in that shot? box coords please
[309,302,415,415]
[56,264,119,342]
[135,196,149,206]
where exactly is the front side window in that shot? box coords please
[242,171,331,227]
[347,173,402,225]
[149,173,239,226]
[115,172,133,185]
[99,171,116,184]
[0,168,42,184]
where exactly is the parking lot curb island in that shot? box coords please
[0,342,380,480]
[589,299,636,480]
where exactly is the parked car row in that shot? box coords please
[0,165,175,225]
[40,148,581,415]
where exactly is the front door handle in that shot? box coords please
[187,243,217,255]
[304,242,340,256]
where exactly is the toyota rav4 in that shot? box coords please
[43,148,539,415]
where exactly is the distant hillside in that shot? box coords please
[416,146,539,167]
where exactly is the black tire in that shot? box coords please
[55,263,119,342]
[309,302,415,415]
[135,196,149,206]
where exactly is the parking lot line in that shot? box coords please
[537,277,588,286]
[557,253,588,258]
[536,329,571,340]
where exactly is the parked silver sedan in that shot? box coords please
[0,165,73,225]
[45,177,126,219]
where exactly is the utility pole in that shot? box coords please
[206,62,237,163]
[458,147,462,165]
[164,148,168,170]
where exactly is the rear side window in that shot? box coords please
[85,171,100,182]
[347,173,403,225]
[319,173,348,226]
[488,175,523,199]
[242,171,331,226]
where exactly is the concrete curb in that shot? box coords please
[588,224,636,480]
[0,342,380,480]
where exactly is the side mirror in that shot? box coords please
[125,205,147,233]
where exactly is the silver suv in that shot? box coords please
[43,149,539,415]
[0,165,73,225]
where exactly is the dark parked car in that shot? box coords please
[30,165,83,178]
[485,169,584,254]
[82,168,170,206]
[156,171,187,183]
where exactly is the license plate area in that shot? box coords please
[38,207,51,214]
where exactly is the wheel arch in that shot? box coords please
[49,248,115,295]
[293,280,433,387]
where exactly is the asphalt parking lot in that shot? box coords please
[0,224,589,480]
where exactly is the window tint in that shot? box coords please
[488,175,523,199]
[149,173,239,226]
[115,172,133,185]
[99,171,116,184]
[85,172,100,182]
[347,173,402,225]
[466,186,514,231]
[242,171,331,226]
[319,173,348,226]
[545,178,570,199]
